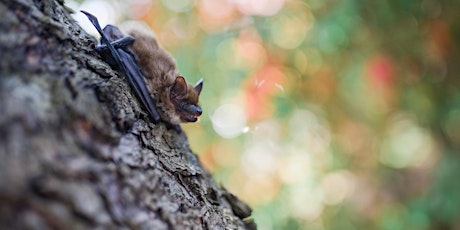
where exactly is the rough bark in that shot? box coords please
[0,0,254,229]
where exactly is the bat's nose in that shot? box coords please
[184,104,202,116]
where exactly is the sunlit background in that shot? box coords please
[70,0,460,229]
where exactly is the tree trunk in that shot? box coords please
[0,1,254,229]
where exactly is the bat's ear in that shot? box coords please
[194,78,203,95]
[171,76,188,99]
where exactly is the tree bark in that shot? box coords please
[0,0,254,229]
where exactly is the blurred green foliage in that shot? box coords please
[74,0,460,229]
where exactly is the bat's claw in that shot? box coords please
[95,37,135,53]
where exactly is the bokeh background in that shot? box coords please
[70,0,460,229]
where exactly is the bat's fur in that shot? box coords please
[127,29,202,125]
[81,11,202,127]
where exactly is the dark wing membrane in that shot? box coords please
[81,11,160,123]
[118,50,160,122]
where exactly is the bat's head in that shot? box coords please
[170,76,203,123]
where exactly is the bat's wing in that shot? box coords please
[81,11,160,123]
[118,49,160,123]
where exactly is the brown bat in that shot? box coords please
[127,28,203,124]
[81,11,203,131]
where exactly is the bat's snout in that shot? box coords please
[195,106,202,116]
[180,104,202,122]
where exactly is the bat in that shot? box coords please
[81,11,203,131]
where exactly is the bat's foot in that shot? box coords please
[164,122,182,133]
[174,124,182,133]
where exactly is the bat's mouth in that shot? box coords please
[178,104,202,122]
[182,113,201,122]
